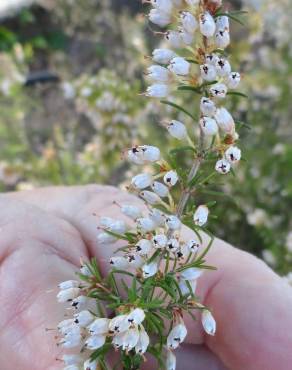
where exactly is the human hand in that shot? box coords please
[0,185,291,370]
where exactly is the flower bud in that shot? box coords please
[167,323,187,349]
[180,267,203,280]
[164,170,178,186]
[142,260,159,278]
[131,173,153,189]
[200,117,218,136]
[110,256,129,269]
[165,31,182,49]
[199,12,216,37]
[225,146,241,163]
[136,239,153,255]
[151,181,169,197]
[84,359,98,370]
[215,159,231,174]
[168,57,190,76]
[152,48,176,64]
[147,65,171,83]
[167,120,187,140]
[153,234,168,248]
[215,107,235,133]
[193,205,209,226]
[165,215,181,230]
[200,97,216,117]
[210,83,228,98]
[74,310,95,327]
[227,72,241,89]
[137,217,157,232]
[201,310,216,336]
[146,83,169,98]
[200,64,217,82]
[121,204,142,220]
[180,11,198,33]
[140,190,162,205]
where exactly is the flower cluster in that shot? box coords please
[55,1,245,369]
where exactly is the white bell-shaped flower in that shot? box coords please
[180,267,203,280]
[88,318,110,336]
[165,215,181,230]
[57,287,80,303]
[127,308,146,325]
[215,58,231,77]
[215,159,231,174]
[71,295,91,311]
[136,239,153,255]
[58,280,80,290]
[199,12,216,37]
[84,359,98,370]
[215,15,230,32]
[147,65,171,83]
[186,239,201,253]
[63,354,83,366]
[226,72,241,89]
[180,11,198,33]
[127,254,144,268]
[202,310,216,336]
[131,173,153,189]
[166,238,180,252]
[121,204,142,220]
[152,48,176,64]
[200,117,218,136]
[74,310,94,327]
[200,97,216,117]
[122,328,140,351]
[167,120,187,140]
[179,28,194,45]
[110,256,129,269]
[200,64,217,82]
[149,208,165,226]
[168,57,190,76]
[215,107,235,134]
[140,190,162,205]
[149,8,172,27]
[225,146,241,163]
[58,319,77,335]
[151,181,169,197]
[137,217,157,232]
[178,278,197,296]
[150,0,173,13]
[85,335,106,350]
[109,314,130,334]
[215,29,230,49]
[193,204,209,226]
[205,53,219,66]
[135,326,150,354]
[167,323,188,349]
[97,232,116,244]
[153,234,168,248]
[146,83,169,98]
[142,260,159,278]
[164,170,178,186]
[165,31,182,49]
[210,83,228,99]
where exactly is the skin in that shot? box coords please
[0,185,291,370]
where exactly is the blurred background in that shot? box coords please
[0,0,291,274]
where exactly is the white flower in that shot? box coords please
[215,29,230,49]
[100,218,127,234]
[215,58,231,77]
[131,173,153,189]
[140,190,162,205]
[169,57,190,76]
[142,260,159,278]
[179,28,194,45]
[225,146,241,163]
[215,15,230,32]
[135,239,153,255]
[215,159,231,174]
[227,72,241,89]
[151,181,169,197]
[152,49,176,64]
[121,328,140,351]
[63,354,82,366]
[180,267,203,280]
[71,295,91,310]
[84,359,98,370]
[166,238,180,252]
[167,120,187,140]
[149,8,172,27]
[186,239,201,253]
[164,170,178,186]
[110,256,129,269]
[57,288,80,303]
[193,205,209,226]
[128,145,161,164]
[127,308,146,325]
[180,11,198,33]
[109,314,130,334]
[199,12,216,37]
[210,83,228,98]
[167,323,187,349]
[80,264,91,276]
[202,310,216,336]
[165,31,182,49]
[146,83,169,98]
[61,333,82,349]
[88,318,110,335]
[121,204,142,220]
[147,65,171,83]
[150,0,173,13]
[200,117,218,136]
[149,208,165,226]
[153,234,168,248]
[205,53,219,66]
[165,215,181,230]
[127,254,144,268]
[74,310,95,327]
[85,335,106,350]
[214,107,235,134]
[166,349,176,370]
[58,280,80,290]
[200,64,217,82]
[135,326,150,354]
[200,97,216,117]
[97,232,116,244]
[137,217,157,232]
[58,319,77,335]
